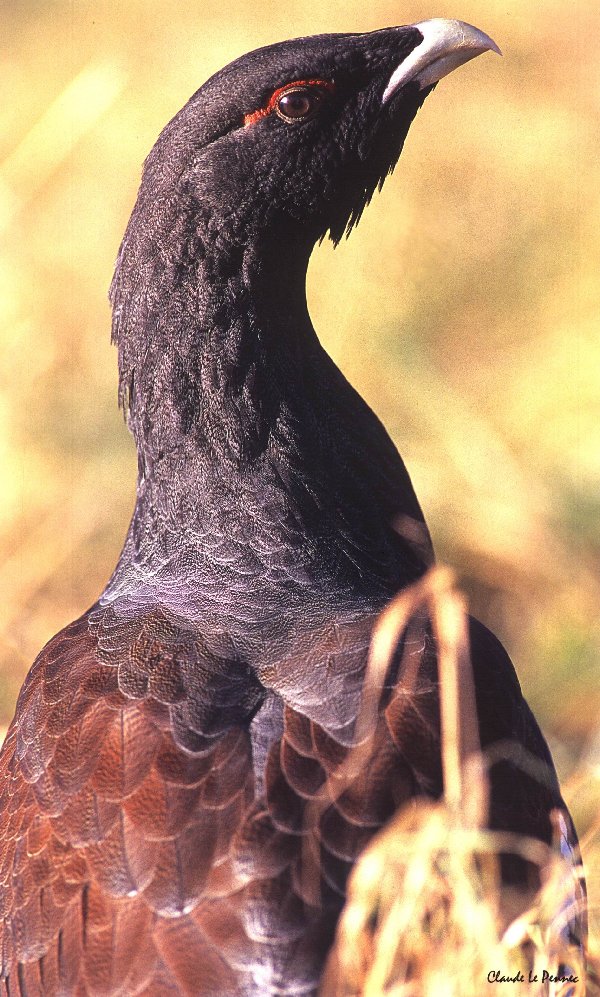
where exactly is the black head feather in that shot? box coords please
[109,27,436,445]
[125,27,429,241]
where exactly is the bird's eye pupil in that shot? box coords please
[276,89,318,122]
[280,93,311,116]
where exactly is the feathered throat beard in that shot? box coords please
[325,82,433,246]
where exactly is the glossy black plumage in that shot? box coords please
[0,21,581,995]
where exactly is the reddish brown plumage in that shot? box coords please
[1,606,433,993]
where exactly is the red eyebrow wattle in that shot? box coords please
[243,79,334,126]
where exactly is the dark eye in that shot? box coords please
[275,87,322,123]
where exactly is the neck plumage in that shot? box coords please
[112,215,319,478]
[104,205,431,623]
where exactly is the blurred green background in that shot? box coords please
[1,0,598,885]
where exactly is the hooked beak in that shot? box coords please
[383,18,501,102]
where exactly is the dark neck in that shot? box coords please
[114,220,325,479]
[106,213,431,618]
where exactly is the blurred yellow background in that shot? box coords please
[1,0,598,861]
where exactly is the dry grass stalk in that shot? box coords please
[320,568,589,997]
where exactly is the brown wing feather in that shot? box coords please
[0,612,261,993]
[0,606,388,995]
[0,600,406,995]
[0,604,575,994]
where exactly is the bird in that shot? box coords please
[0,18,584,996]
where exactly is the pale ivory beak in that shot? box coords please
[382,18,501,102]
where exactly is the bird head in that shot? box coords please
[112,20,499,450]
[135,19,500,249]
